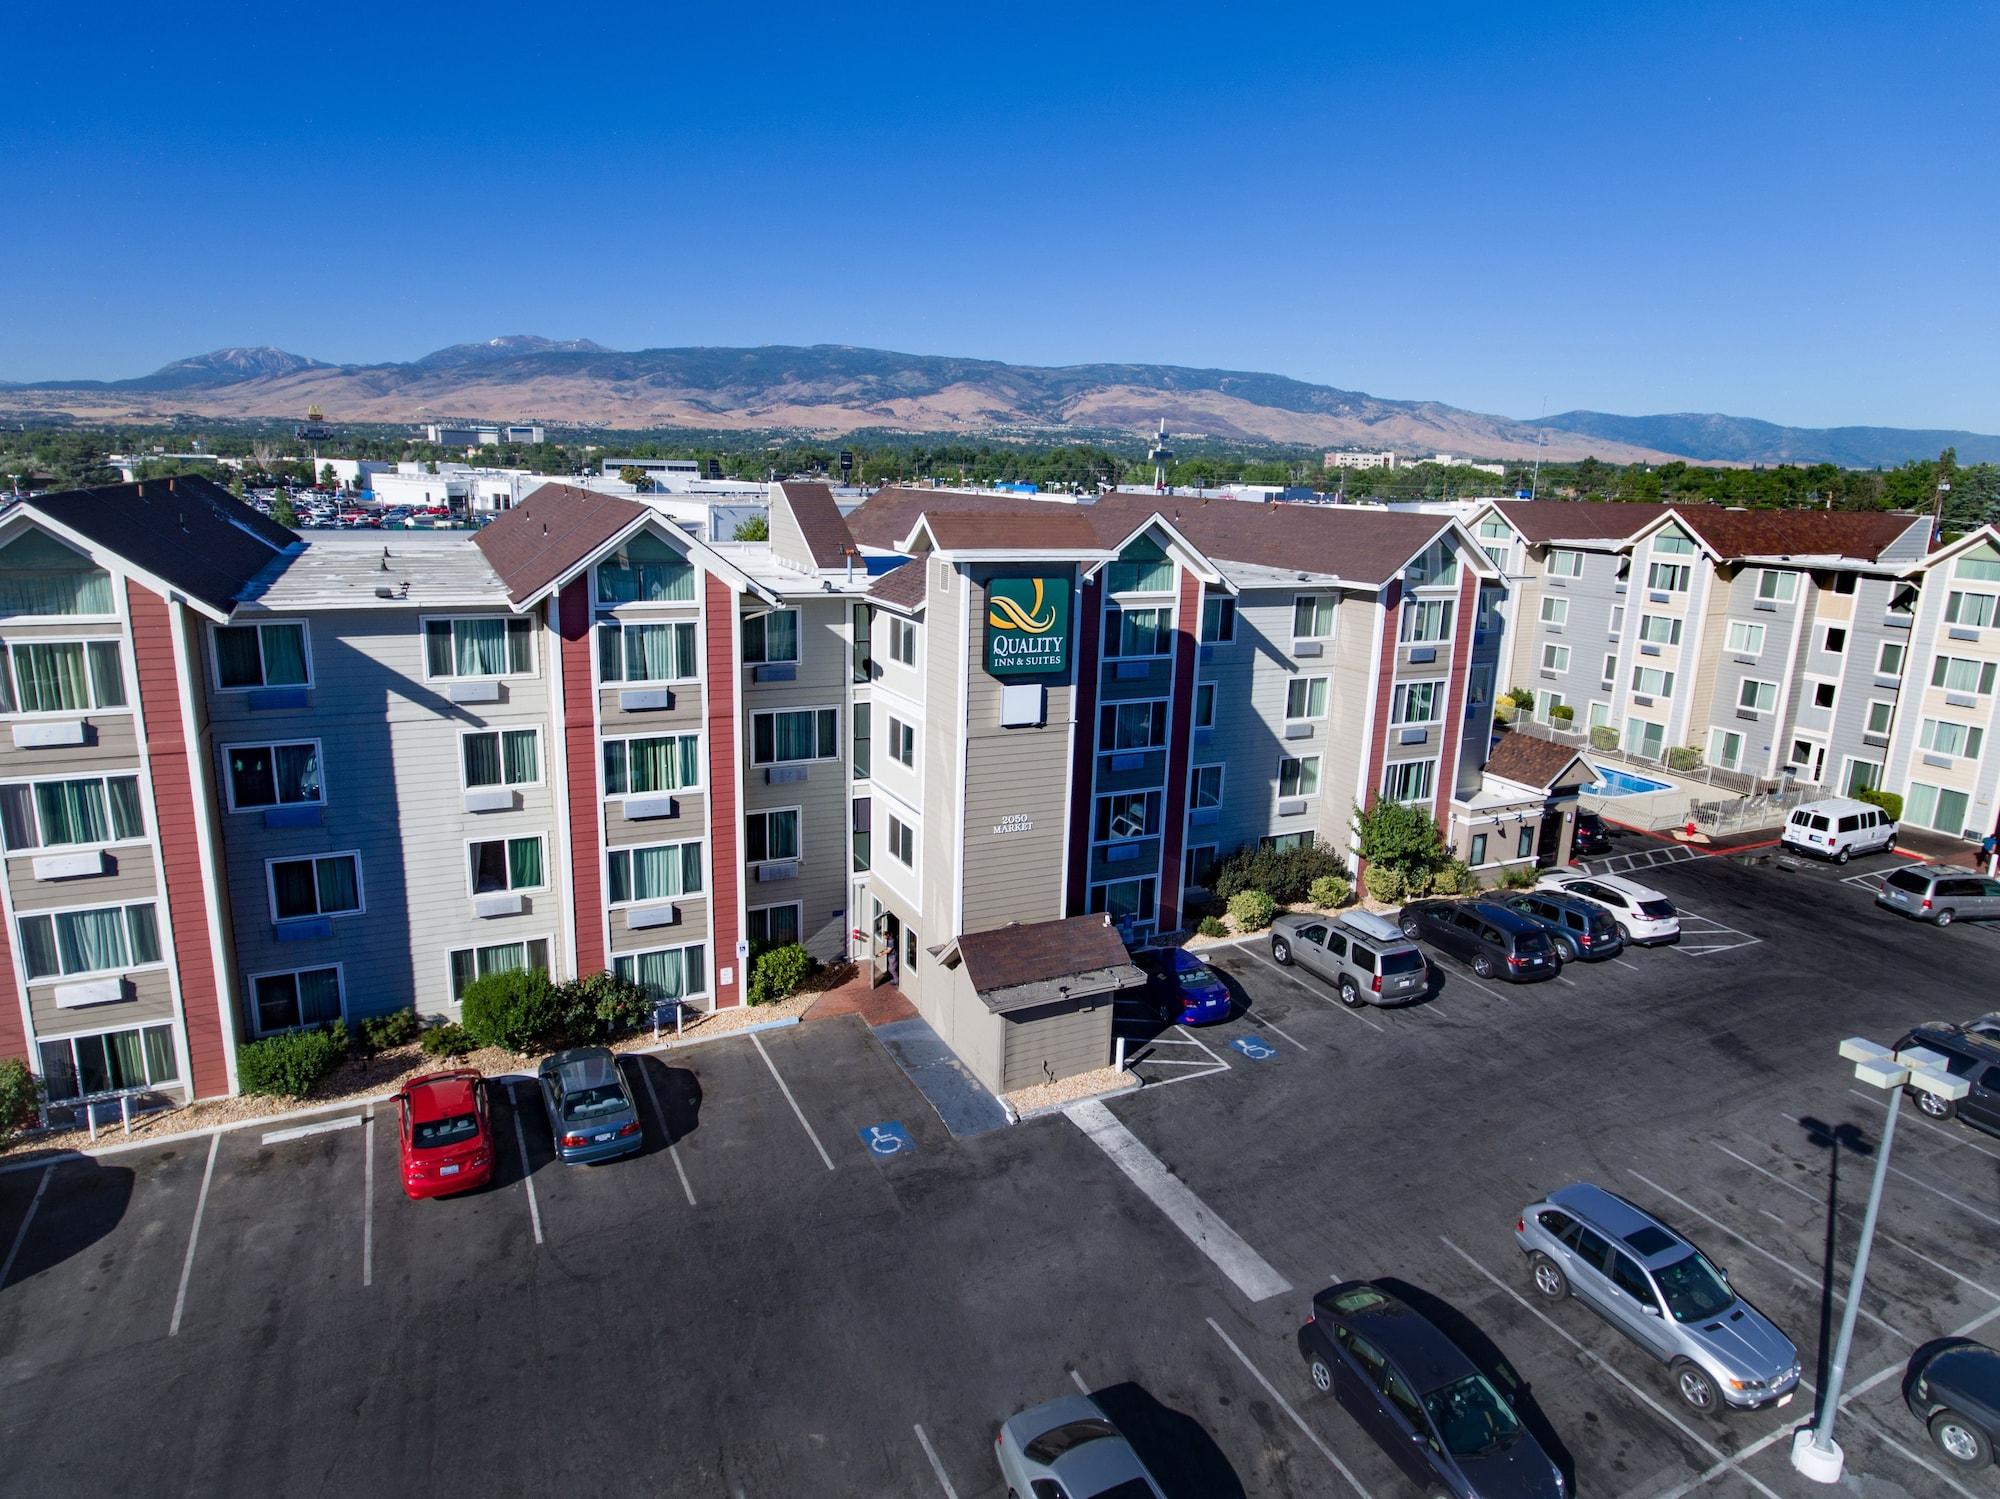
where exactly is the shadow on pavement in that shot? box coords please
[1088,1381,1245,1499]
[3,1158,134,1288]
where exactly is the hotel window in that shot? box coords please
[1653,530,1696,555]
[1739,679,1777,713]
[743,609,799,664]
[1945,591,1997,629]
[1546,549,1584,579]
[1107,537,1172,594]
[1517,825,1535,859]
[1095,790,1162,841]
[1755,570,1798,604]
[751,708,838,765]
[1920,719,1984,761]
[213,621,310,690]
[462,728,540,789]
[1279,754,1320,798]
[1541,644,1570,673]
[887,814,915,867]
[1401,599,1451,643]
[252,966,344,1034]
[1292,595,1334,640]
[614,941,708,1003]
[1391,680,1441,724]
[1090,877,1156,927]
[1184,845,1218,890]
[598,619,696,682]
[38,1024,178,1103]
[1285,677,1328,720]
[1822,626,1847,655]
[1646,562,1689,593]
[1201,597,1235,643]
[18,902,161,981]
[1468,833,1488,866]
[0,531,113,618]
[469,835,544,895]
[1405,539,1458,589]
[1600,654,1617,685]
[424,617,534,680]
[852,703,871,780]
[1956,552,2000,582]
[604,733,701,793]
[1099,700,1166,751]
[224,741,322,810]
[1638,614,1682,645]
[1725,621,1765,655]
[596,532,693,604]
[1906,781,1973,837]
[1710,728,1745,771]
[1540,597,1569,627]
[269,854,362,921]
[448,938,552,1000]
[1932,656,1999,695]
[1381,759,1434,805]
[746,809,800,863]
[1191,765,1224,809]
[1630,666,1675,698]
[1811,681,1836,710]
[747,905,800,949]
[1193,682,1215,729]
[0,774,145,850]
[888,618,917,667]
[851,603,872,682]
[1107,606,1172,658]
[888,716,916,768]
[608,840,703,903]
[1261,833,1310,853]
[1864,700,1894,735]
[1609,606,1625,633]
[1,639,128,714]
[1842,758,1883,796]
[1468,664,1494,705]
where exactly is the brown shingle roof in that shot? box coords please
[845,487,1073,550]
[776,481,857,567]
[1089,491,1451,586]
[1482,731,1590,791]
[473,483,648,605]
[1668,507,1921,563]
[1482,500,1673,544]
[866,560,927,610]
[922,509,1104,552]
[952,914,1143,1014]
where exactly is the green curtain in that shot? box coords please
[87,641,125,706]
[36,780,108,845]
[630,842,699,900]
[314,858,357,913]
[104,1029,147,1090]
[142,1024,177,1083]
[478,942,529,980]
[773,712,814,761]
[455,619,506,676]
[596,623,623,682]
[761,612,797,661]
[18,915,57,979]
[125,904,160,964]
[0,564,112,617]
[767,810,798,860]
[618,947,687,1000]
[259,626,307,686]
[463,733,501,788]
[55,907,128,974]
[625,624,673,681]
[272,860,319,918]
[507,837,542,890]
[108,776,144,838]
[214,628,265,688]
[628,735,695,793]
[502,730,537,784]
[13,642,87,712]
[607,851,630,904]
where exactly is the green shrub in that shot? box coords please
[748,943,814,1006]
[1499,865,1538,889]
[1362,863,1407,904]
[237,1025,349,1099]
[1588,725,1619,751]
[557,970,656,1041]
[1505,686,1536,709]
[1666,745,1702,772]
[357,1008,421,1050]
[1493,699,1517,724]
[460,967,562,1052]
[419,1023,473,1059]
[1196,915,1229,938]
[1226,890,1276,931]
[1549,703,1575,723]
[1353,798,1448,886]
[1308,874,1353,908]
[1210,839,1350,903]
[1856,787,1904,822]
[0,1058,43,1144]
[1429,859,1475,895]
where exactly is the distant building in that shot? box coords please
[1323,450,1398,471]
[422,423,545,447]
[1416,454,1507,476]
[603,458,703,484]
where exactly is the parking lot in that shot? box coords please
[2,842,1997,1496]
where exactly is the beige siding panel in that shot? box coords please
[0,713,142,780]
[30,965,177,1037]
[604,792,709,846]
[1000,997,1113,1091]
[608,894,711,953]
[8,845,160,912]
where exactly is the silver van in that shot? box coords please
[1270,910,1430,1006]
[1878,865,2000,926]
[1780,796,1897,864]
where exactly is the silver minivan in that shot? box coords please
[1270,910,1430,1006]
[1780,796,1897,864]
[1878,865,2000,926]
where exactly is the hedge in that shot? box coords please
[238,1024,349,1099]
[1212,839,1350,903]
[748,943,814,1006]
[1226,891,1276,931]
[1856,787,1904,822]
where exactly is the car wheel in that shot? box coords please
[1917,1088,1958,1121]
[1617,922,1633,943]
[1671,1359,1719,1413]
[1935,907,1957,928]
[1835,846,1851,865]
[1529,1253,1568,1300]
[1338,976,1362,1008]
[1309,1356,1335,1395]
[1401,916,1421,939]
[1272,938,1292,965]
[1556,936,1578,963]
[1885,834,1897,854]
[1472,953,1496,979]
[1929,1409,1993,1467]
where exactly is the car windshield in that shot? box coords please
[1023,1418,1119,1464]
[1655,1251,1735,1323]
[413,1112,478,1149]
[1379,949,1426,975]
[1637,899,1675,918]
[1423,1373,1523,1458]
[1175,967,1217,992]
[560,1084,628,1121]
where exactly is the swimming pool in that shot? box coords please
[1590,765,1673,797]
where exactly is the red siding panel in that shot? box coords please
[703,575,743,1008]
[1358,581,1404,880]
[0,899,20,1066]
[1156,569,1201,931]
[1064,574,1103,915]
[128,583,228,1098]
[559,579,606,976]
[1433,569,1480,826]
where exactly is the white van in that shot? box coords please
[1780,797,1898,864]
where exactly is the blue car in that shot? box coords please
[536,1047,645,1164]
[1145,947,1232,1025]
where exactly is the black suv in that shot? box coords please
[1895,1019,2000,1137]
[1572,811,1613,857]
[1400,900,1561,982]
[1498,889,1624,962]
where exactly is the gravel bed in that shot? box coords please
[1001,1065,1137,1118]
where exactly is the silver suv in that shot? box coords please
[1514,1183,1801,1413]
[1270,910,1430,1006]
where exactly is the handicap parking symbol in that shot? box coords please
[859,1120,915,1157]
[1230,1036,1277,1062]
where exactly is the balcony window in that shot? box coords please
[596,532,694,604]
[0,531,113,618]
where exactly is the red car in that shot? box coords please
[395,1070,494,1199]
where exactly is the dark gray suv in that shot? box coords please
[1498,890,1624,962]
[1895,1020,2000,1136]
[1400,900,1561,983]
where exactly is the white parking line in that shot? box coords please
[1205,1317,1372,1499]
[1068,1100,1290,1302]
[1849,1087,2000,1163]
[1555,973,1578,988]
[1781,1107,2000,1227]
[362,1105,375,1289]
[912,1423,957,1498]
[1438,1237,1786,1499]
[1235,948,1386,1032]
[1068,1367,1090,1394]
[1441,965,1511,1002]
[1864,1418,1986,1499]
[169,1134,219,1338]
[260,1114,362,1145]
[753,1031,835,1172]
[507,1083,544,1246]
[630,1057,697,1206]
[1612,957,1642,972]
[0,1165,52,1289]
[1242,1011,1309,1051]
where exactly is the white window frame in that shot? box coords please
[1919,718,1984,762]
[265,851,366,922]
[745,806,803,865]
[747,901,804,949]
[1630,665,1675,699]
[602,731,703,796]
[1391,680,1443,725]
[611,939,711,1003]
[1539,597,1569,627]
[16,898,167,984]
[1931,655,1999,696]
[1546,549,1584,579]
[1708,727,1745,771]
[1945,591,1999,629]
[1400,598,1451,644]
[1638,614,1683,646]
[446,936,555,1002]
[1755,569,1799,604]
[1804,675,1838,713]
[1609,605,1625,634]
[1183,843,1219,890]
[886,811,916,869]
[596,617,699,685]
[246,962,347,1038]
[1284,676,1329,723]
[1738,678,1778,713]
[1541,643,1570,673]
[464,833,549,897]
[750,706,840,767]
[606,837,705,907]
[2,635,133,717]
[1292,594,1335,642]
[1381,758,1436,805]
[1191,764,1224,810]
[887,715,916,768]
[36,1021,180,1102]
[742,608,802,666]
[0,532,118,624]
[887,617,917,668]
[1839,755,1884,797]
[1278,754,1321,799]
[1725,620,1765,656]
[1818,623,1848,656]
[221,738,326,813]
[1646,561,1690,594]
[0,771,149,850]
[209,619,314,693]
[1193,682,1216,729]
[1600,653,1618,686]
[1201,597,1236,643]
[1876,639,1906,676]
[1863,698,1894,736]
[419,614,536,682]
[458,726,543,790]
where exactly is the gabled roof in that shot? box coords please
[907,509,1107,555]
[1905,523,1999,576]
[776,481,858,567]
[940,914,1146,1015]
[845,486,1075,550]
[1473,500,1672,545]
[1659,506,1924,564]
[866,560,927,611]
[8,475,295,620]
[1481,731,1593,793]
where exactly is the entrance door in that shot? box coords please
[878,909,902,988]
[1536,807,1565,866]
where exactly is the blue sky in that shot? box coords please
[3,1,1994,430]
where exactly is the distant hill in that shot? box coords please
[3,338,1991,467]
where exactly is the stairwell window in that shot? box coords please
[0,774,146,850]
[752,708,838,765]
[598,619,696,683]
[2,639,128,714]
[604,733,701,794]
[213,621,310,690]
[423,616,534,680]
[743,609,799,664]
[18,901,162,981]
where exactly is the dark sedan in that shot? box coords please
[1299,1281,1565,1498]
[1571,812,1612,857]
[1905,1339,2000,1468]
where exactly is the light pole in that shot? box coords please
[1791,1038,1970,1483]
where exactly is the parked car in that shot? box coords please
[1514,1183,1801,1412]
[994,1395,1166,1499]
[1298,1280,1564,1499]
[1571,811,1613,857]
[1876,864,2000,927]
[1779,796,1898,864]
[536,1047,644,1163]
[1399,900,1561,983]
[1138,947,1231,1025]
[1903,1339,2000,1468]
[1535,871,1680,945]
[1497,889,1624,963]
[393,1069,494,1199]
[1892,1019,2000,1135]
[1270,909,1431,1006]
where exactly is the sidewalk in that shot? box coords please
[801,972,918,1027]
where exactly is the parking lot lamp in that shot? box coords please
[1791,1038,1969,1483]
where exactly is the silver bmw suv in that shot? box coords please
[1514,1183,1801,1413]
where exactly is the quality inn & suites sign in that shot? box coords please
[985,576,1070,676]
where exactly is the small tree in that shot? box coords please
[0,1058,43,1144]
[732,514,770,541]
[1354,798,1448,875]
[619,465,651,492]
[319,462,337,488]
[271,492,299,528]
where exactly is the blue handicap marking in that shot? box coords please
[859,1120,915,1157]
[1230,1036,1277,1062]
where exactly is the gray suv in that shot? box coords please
[1514,1183,1801,1413]
[1877,865,2000,926]
[1270,910,1431,1006]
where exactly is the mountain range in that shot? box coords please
[2,338,1992,467]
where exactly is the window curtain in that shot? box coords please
[18,915,58,979]
[463,734,501,788]
[455,619,506,676]
[629,738,674,793]
[502,730,537,784]
[619,947,687,1000]
[125,905,160,965]
[0,785,36,849]
[505,618,533,674]
[772,712,814,761]
[424,621,455,676]
[56,907,128,974]
[762,612,797,662]
[12,642,87,711]
[272,860,319,918]
[38,1040,79,1101]
[624,624,675,681]
[768,810,799,860]
[107,776,143,838]
[86,641,126,706]
[478,942,529,981]
[507,837,542,890]
[0,565,112,617]
[36,780,108,845]
[596,623,624,682]
[297,968,341,1025]
[258,626,307,686]
[215,628,265,688]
